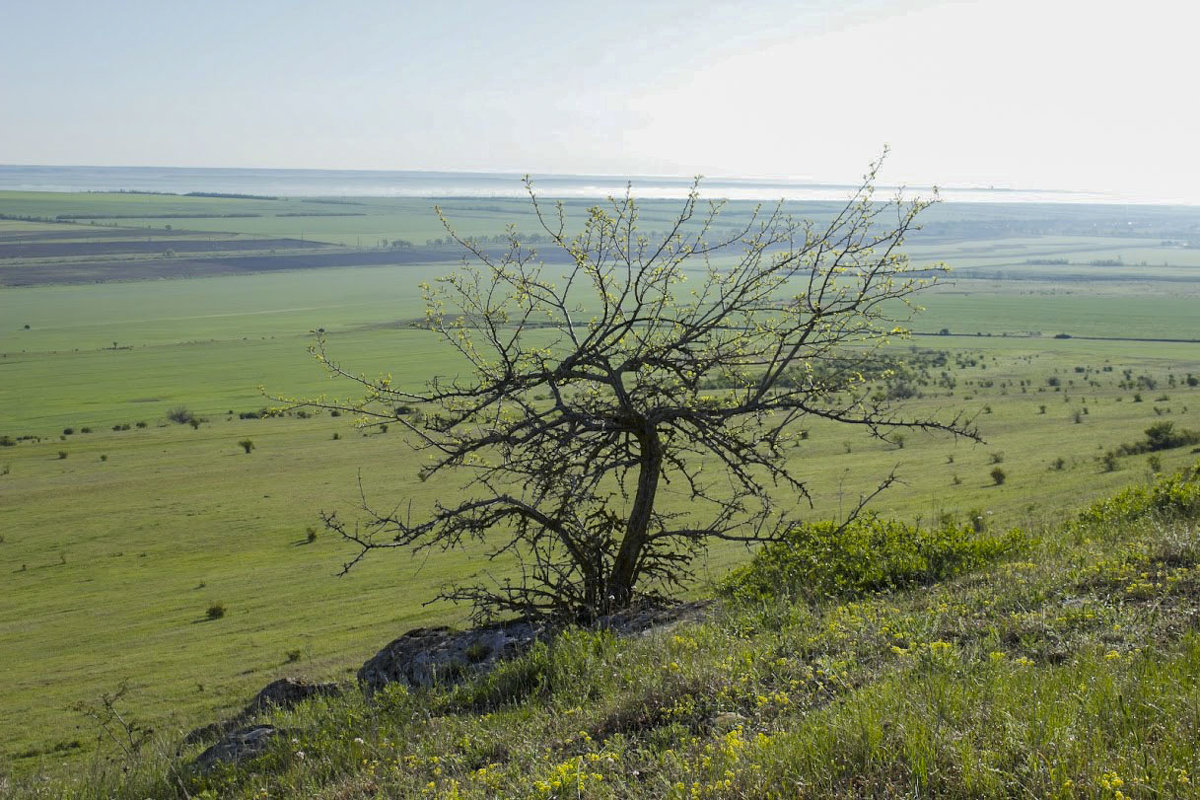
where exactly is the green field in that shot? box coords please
[1,191,1199,779]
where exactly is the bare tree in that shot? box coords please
[311,159,976,622]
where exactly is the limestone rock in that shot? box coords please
[193,725,281,772]
[357,622,545,694]
[243,677,341,716]
[594,600,710,636]
[357,602,710,695]
[183,677,341,748]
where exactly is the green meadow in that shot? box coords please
[1,191,1199,782]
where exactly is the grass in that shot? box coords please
[2,327,1198,783]
[0,192,1199,788]
[7,462,1199,798]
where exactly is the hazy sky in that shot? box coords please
[2,0,1195,202]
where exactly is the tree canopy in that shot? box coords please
[312,162,976,621]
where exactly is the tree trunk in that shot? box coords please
[607,429,662,609]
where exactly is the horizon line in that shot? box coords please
[1,163,1193,207]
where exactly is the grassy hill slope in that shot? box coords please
[8,461,1199,799]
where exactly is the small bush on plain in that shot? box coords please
[1119,422,1200,455]
[1074,460,1200,530]
[721,515,1022,604]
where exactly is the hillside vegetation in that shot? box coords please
[6,462,1199,799]
[2,193,1199,794]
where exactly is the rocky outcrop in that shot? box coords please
[243,677,341,716]
[183,678,341,754]
[357,622,547,695]
[594,600,709,636]
[185,601,710,771]
[357,601,710,695]
[193,725,282,773]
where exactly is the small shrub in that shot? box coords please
[62,428,74,436]
[305,526,318,543]
[1148,455,1163,473]
[286,649,302,663]
[166,406,194,425]
[1073,461,1200,529]
[206,603,226,620]
[1119,422,1200,455]
[1102,451,1120,473]
[332,432,341,440]
[135,421,147,429]
[990,466,1006,485]
[238,439,255,454]
[100,454,107,462]
[57,450,68,460]
[1051,457,1066,471]
[0,435,14,447]
[989,452,1005,464]
[721,515,1022,604]
[80,427,91,434]
[188,418,202,430]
